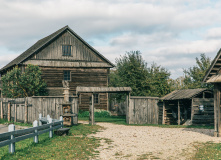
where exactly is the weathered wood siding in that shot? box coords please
[32,31,103,62]
[127,96,160,124]
[0,97,78,124]
[192,98,214,125]
[109,99,127,116]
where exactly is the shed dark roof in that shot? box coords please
[76,87,132,94]
[161,88,209,100]
[0,25,115,72]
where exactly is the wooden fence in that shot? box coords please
[127,96,162,124]
[192,98,214,125]
[0,115,63,153]
[0,96,78,124]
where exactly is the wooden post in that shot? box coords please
[191,99,194,121]
[89,94,95,125]
[1,100,3,119]
[214,84,219,137]
[8,102,11,122]
[14,104,17,122]
[162,101,165,125]
[39,113,42,126]
[25,99,28,123]
[178,100,180,125]
[60,116,63,128]
[218,86,221,137]
[8,124,15,153]
[33,120,38,143]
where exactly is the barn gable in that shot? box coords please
[0,25,114,72]
[203,48,221,83]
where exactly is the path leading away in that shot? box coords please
[89,123,221,160]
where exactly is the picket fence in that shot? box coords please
[0,114,63,153]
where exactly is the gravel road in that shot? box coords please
[89,122,221,160]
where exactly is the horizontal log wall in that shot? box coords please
[192,98,214,125]
[127,96,160,124]
[0,97,78,124]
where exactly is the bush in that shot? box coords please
[78,109,111,118]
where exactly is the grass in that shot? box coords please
[78,116,214,129]
[0,123,103,160]
[192,142,221,160]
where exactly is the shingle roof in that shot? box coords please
[161,88,209,100]
[0,25,114,72]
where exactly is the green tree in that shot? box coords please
[2,64,48,98]
[183,53,212,89]
[109,51,172,97]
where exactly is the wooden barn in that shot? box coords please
[161,89,214,125]
[0,25,114,111]
[203,49,221,136]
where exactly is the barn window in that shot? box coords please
[64,71,71,81]
[62,45,72,56]
[94,93,99,104]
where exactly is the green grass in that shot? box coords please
[0,119,32,127]
[79,116,214,129]
[0,123,103,160]
[192,142,221,160]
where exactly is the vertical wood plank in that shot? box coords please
[25,98,28,123]
[178,100,180,125]
[214,84,218,137]
[14,104,17,122]
[1,100,3,119]
[162,101,165,124]
[89,94,95,125]
[8,102,11,121]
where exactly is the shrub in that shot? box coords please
[78,109,111,118]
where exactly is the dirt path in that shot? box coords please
[89,123,221,160]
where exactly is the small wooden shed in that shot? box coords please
[161,89,213,125]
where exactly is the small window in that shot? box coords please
[94,93,99,104]
[64,71,71,81]
[62,45,72,56]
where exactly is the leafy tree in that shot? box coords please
[109,51,172,97]
[183,53,212,89]
[2,64,48,98]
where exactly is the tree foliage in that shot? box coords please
[109,51,172,97]
[182,53,212,89]
[2,64,48,98]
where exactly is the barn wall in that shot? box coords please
[127,96,160,124]
[0,96,78,124]
[33,31,102,62]
[192,98,214,125]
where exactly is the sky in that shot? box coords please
[1,0,221,79]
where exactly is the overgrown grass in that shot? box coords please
[0,123,103,160]
[192,142,221,159]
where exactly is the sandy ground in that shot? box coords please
[0,124,29,133]
[87,122,221,160]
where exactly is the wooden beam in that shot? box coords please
[8,102,11,122]
[1,100,3,119]
[214,84,220,137]
[178,100,180,125]
[89,94,95,125]
[162,101,165,125]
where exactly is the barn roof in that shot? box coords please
[161,88,209,100]
[76,87,132,94]
[0,25,115,72]
[203,48,221,83]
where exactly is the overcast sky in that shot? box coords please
[1,0,221,79]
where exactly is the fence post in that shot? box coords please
[8,124,15,154]
[49,118,53,138]
[39,113,42,126]
[60,116,63,128]
[47,115,50,123]
[33,120,38,143]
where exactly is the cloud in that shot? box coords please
[0,0,221,79]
